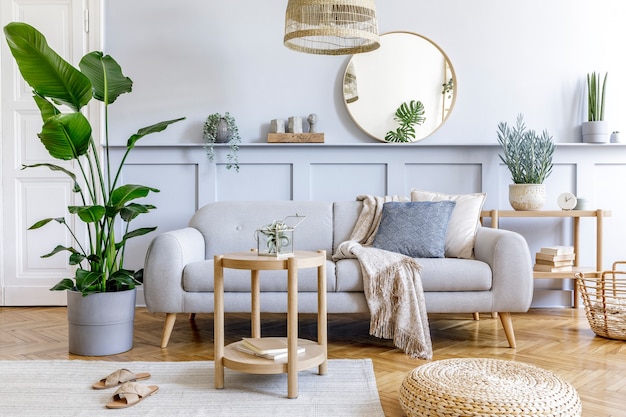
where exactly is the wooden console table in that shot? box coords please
[480,209,611,307]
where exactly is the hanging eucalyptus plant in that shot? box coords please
[203,112,241,171]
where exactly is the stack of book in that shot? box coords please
[533,246,575,272]
[235,337,305,360]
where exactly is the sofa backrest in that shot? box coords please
[332,200,362,254]
[189,201,334,259]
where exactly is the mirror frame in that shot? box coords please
[342,31,457,143]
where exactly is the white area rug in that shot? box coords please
[0,359,384,417]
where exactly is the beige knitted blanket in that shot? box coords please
[333,195,432,360]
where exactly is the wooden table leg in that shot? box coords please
[317,250,327,375]
[214,255,225,389]
[573,216,581,308]
[251,270,261,338]
[287,256,298,399]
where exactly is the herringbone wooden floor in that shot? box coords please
[0,307,624,416]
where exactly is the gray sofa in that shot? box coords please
[143,200,533,349]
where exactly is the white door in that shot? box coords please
[1,0,101,305]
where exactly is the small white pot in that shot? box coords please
[509,184,546,211]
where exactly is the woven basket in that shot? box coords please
[577,262,626,340]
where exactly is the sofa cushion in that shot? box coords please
[335,258,492,292]
[182,259,338,292]
[411,189,486,259]
[372,201,456,258]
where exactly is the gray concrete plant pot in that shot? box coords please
[582,121,609,143]
[67,288,136,356]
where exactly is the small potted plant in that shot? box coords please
[582,72,609,143]
[203,112,241,171]
[497,114,555,210]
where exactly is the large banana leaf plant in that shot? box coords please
[4,22,185,296]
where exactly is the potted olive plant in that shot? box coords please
[497,114,554,210]
[4,22,185,355]
[582,72,608,143]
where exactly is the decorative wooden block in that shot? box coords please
[267,133,325,143]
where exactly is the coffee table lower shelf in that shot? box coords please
[223,338,325,374]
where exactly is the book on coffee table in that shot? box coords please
[241,337,292,355]
[235,343,305,360]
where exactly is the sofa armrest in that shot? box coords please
[473,227,533,312]
[143,227,206,313]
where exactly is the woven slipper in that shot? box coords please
[105,382,159,409]
[92,368,151,390]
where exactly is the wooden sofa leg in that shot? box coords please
[473,312,480,320]
[498,312,517,348]
[161,313,177,348]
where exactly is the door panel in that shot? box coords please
[1,0,101,305]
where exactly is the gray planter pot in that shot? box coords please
[67,288,136,356]
[582,121,609,143]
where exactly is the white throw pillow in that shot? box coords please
[410,189,486,259]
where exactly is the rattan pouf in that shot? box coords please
[399,358,582,417]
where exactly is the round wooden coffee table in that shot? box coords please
[213,249,327,399]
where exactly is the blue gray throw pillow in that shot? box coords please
[372,201,456,258]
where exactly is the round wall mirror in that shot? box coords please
[342,31,456,143]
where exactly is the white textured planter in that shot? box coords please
[509,184,546,211]
[67,288,136,356]
[582,121,609,143]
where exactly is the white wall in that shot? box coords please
[103,0,626,146]
[101,1,626,309]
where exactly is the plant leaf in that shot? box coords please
[79,51,133,105]
[33,94,60,121]
[38,112,92,160]
[108,269,141,289]
[28,217,64,230]
[75,269,102,292]
[68,205,106,223]
[3,22,92,111]
[50,278,75,291]
[21,163,81,192]
[127,117,186,149]
[40,244,78,258]
[120,203,154,222]
[109,184,159,211]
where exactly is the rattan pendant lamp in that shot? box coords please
[284,0,380,55]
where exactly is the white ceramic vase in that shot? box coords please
[509,184,546,211]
